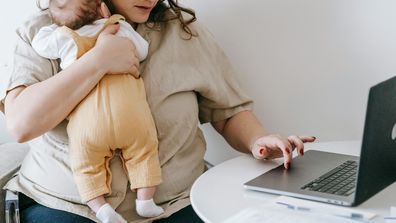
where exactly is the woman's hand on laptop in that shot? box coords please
[251,135,316,169]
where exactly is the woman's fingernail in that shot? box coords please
[301,150,304,155]
[312,136,316,140]
[285,162,290,169]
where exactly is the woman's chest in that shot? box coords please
[141,64,204,139]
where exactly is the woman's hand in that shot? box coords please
[251,135,316,169]
[92,24,140,77]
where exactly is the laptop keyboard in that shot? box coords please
[301,160,357,196]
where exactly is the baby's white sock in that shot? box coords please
[135,198,164,218]
[96,203,127,223]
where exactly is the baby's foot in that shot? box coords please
[96,203,127,223]
[135,198,164,217]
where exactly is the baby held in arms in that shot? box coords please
[32,0,164,222]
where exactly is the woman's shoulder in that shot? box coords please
[163,13,209,36]
[148,16,215,50]
[165,16,220,50]
[141,12,221,56]
[16,10,53,43]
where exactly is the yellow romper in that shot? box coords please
[64,15,162,203]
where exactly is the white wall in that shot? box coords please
[0,65,14,143]
[180,0,396,164]
[1,1,39,65]
[0,1,39,143]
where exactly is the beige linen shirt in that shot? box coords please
[1,10,253,223]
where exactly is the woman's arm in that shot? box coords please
[5,50,105,142]
[211,110,266,154]
[211,110,315,169]
[4,24,140,142]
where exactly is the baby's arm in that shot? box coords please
[31,24,62,60]
[32,25,77,69]
[117,21,149,62]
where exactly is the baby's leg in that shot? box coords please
[135,186,164,217]
[88,196,126,223]
[121,136,163,217]
[67,121,126,222]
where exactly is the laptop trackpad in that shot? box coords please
[244,150,358,196]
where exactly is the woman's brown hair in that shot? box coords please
[153,0,196,38]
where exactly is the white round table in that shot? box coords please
[190,141,395,223]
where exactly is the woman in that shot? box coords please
[2,0,315,222]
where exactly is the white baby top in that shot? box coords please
[32,18,148,69]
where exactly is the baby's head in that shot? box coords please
[49,0,102,29]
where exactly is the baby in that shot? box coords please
[32,0,164,222]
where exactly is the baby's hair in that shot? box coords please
[49,0,102,30]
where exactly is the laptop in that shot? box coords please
[244,76,396,206]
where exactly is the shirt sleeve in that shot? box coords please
[0,11,58,110]
[194,24,254,124]
[31,24,60,60]
[117,21,148,61]
[31,25,78,70]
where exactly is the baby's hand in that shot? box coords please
[251,135,316,169]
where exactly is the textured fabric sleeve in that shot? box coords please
[0,11,58,110]
[117,21,148,61]
[194,24,254,124]
[31,24,60,60]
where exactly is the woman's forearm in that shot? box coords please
[5,49,106,142]
[211,110,266,154]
